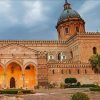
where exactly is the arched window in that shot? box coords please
[70,51,73,58]
[65,27,68,34]
[69,69,71,74]
[85,69,87,74]
[77,69,80,74]
[52,69,55,74]
[61,69,64,74]
[76,27,79,32]
[58,53,61,60]
[93,47,97,54]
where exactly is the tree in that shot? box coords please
[65,78,77,85]
[89,54,100,73]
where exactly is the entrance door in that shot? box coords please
[10,77,15,88]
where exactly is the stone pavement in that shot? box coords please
[0,88,100,100]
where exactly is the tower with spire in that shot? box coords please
[56,0,85,41]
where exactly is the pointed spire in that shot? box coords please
[64,0,71,10]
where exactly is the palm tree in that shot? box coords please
[89,54,100,73]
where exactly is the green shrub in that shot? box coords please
[65,78,77,85]
[81,84,97,88]
[90,87,100,91]
[0,89,18,94]
[0,89,35,94]
[71,92,90,100]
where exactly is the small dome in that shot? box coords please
[58,9,81,22]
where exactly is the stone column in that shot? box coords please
[22,73,25,88]
[4,72,6,89]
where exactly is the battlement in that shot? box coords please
[81,32,100,35]
[0,40,66,45]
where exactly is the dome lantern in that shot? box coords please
[64,0,71,10]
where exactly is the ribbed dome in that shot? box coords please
[58,9,81,23]
[57,0,82,24]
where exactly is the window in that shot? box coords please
[85,69,87,74]
[25,66,30,70]
[77,69,80,74]
[50,55,53,59]
[93,47,97,54]
[63,56,66,59]
[61,69,64,74]
[65,28,68,34]
[52,69,55,74]
[58,53,61,60]
[70,51,73,58]
[76,27,79,32]
[69,69,71,74]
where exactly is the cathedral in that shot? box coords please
[0,0,100,89]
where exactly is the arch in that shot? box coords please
[0,64,4,89]
[5,59,23,70]
[24,62,37,89]
[24,62,37,71]
[93,47,97,54]
[10,77,15,88]
[6,61,23,88]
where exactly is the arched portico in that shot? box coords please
[0,64,4,89]
[6,62,23,88]
[24,62,37,89]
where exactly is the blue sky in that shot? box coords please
[0,0,100,40]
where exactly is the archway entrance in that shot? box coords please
[24,64,37,89]
[10,77,15,88]
[0,65,4,89]
[6,62,22,88]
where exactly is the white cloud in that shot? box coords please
[78,0,100,16]
[23,0,50,26]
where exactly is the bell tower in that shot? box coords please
[56,0,85,41]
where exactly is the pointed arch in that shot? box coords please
[5,59,23,70]
[6,61,23,88]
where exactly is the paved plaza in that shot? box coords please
[0,88,100,100]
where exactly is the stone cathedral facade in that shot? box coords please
[0,0,100,89]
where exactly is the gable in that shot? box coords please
[0,43,38,54]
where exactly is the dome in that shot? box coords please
[57,0,82,24]
[58,9,81,23]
